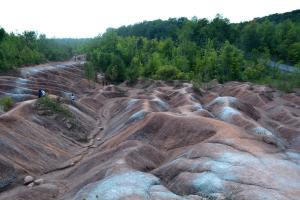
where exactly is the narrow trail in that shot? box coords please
[39,93,115,180]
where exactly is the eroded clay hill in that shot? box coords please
[0,63,300,200]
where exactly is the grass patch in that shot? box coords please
[0,96,14,112]
[257,73,300,93]
[36,96,73,118]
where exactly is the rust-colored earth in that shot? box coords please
[0,62,299,200]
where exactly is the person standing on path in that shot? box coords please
[71,93,75,104]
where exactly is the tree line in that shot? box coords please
[0,28,88,72]
[85,11,300,91]
[113,13,300,65]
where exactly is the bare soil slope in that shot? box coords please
[0,63,299,200]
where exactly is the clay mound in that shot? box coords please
[283,93,300,106]
[102,112,217,151]
[0,62,100,193]
[153,143,300,200]
[267,106,300,126]
[0,161,16,190]
[101,85,128,98]
[79,97,104,111]
[211,82,274,107]
[1,65,300,200]
[0,100,94,176]
[0,61,86,102]
[206,96,260,121]
[166,89,198,108]
[72,170,201,200]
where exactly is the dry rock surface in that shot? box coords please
[0,62,299,200]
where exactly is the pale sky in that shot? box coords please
[0,0,299,38]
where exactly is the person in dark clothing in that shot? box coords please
[71,93,75,104]
[38,89,46,98]
[38,89,42,98]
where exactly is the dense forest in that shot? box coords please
[0,28,87,72]
[255,9,300,23]
[1,10,300,91]
[85,10,300,91]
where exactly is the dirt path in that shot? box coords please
[30,93,114,193]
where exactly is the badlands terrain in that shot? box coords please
[0,61,300,200]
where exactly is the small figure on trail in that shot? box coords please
[71,93,75,104]
[38,89,42,98]
[38,89,46,98]
[41,89,46,97]
[97,73,106,86]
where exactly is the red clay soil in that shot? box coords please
[0,63,300,200]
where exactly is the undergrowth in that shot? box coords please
[36,96,73,118]
[0,96,14,112]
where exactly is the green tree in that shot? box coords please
[0,28,5,42]
[84,62,96,87]
[103,53,125,82]
[155,65,180,80]
[198,39,219,81]
[219,41,245,82]
[242,63,266,80]
[126,56,141,83]
[288,42,300,64]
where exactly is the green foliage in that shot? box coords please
[0,28,89,72]
[196,39,219,82]
[257,75,299,93]
[219,41,245,82]
[84,62,97,87]
[255,9,300,23]
[84,10,300,92]
[36,96,72,117]
[155,65,181,80]
[103,51,126,83]
[191,79,203,94]
[0,28,5,42]
[105,65,125,82]
[84,62,96,78]
[242,63,266,80]
[125,66,139,83]
[288,42,300,64]
[0,96,13,112]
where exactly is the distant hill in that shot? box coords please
[254,9,300,23]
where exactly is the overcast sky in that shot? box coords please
[0,0,299,38]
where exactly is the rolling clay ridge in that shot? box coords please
[0,62,300,200]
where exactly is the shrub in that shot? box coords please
[258,74,300,93]
[36,96,72,117]
[192,79,203,92]
[0,96,14,112]
[84,62,96,87]
[242,63,266,81]
[105,65,125,82]
[125,67,139,84]
[155,65,180,80]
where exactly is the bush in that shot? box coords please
[84,62,96,87]
[242,63,266,81]
[125,67,139,84]
[105,65,125,82]
[0,96,13,112]
[258,73,300,93]
[155,65,180,80]
[36,96,72,117]
[192,79,203,92]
